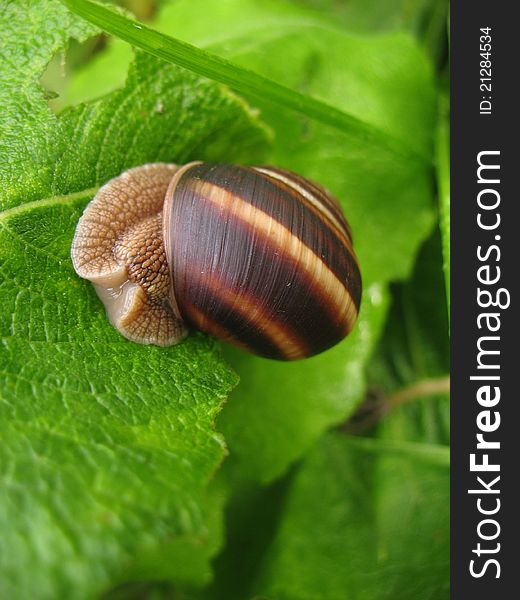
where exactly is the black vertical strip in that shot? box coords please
[451,2,517,598]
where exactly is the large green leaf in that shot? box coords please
[150,0,438,482]
[0,1,270,596]
[247,432,449,600]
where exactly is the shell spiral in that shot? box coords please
[164,163,361,360]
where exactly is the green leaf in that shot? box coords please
[291,0,440,34]
[233,432,449,600]
[202,475,294,600]
[150,0,438,482]
[366,229,450,446]
[0,0,271,596]
[292,0,449,66]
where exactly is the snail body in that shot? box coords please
[71,162,361,360]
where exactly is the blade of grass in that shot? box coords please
[62,0,430,164]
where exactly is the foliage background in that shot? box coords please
[0,0,449,598]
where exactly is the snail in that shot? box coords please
[71,162,361,360]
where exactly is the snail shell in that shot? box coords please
[71,162,361,360]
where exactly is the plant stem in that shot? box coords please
[386,375,450,410]
[344,375,450,434]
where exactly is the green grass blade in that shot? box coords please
[62,0,429,163]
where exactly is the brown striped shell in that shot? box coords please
[71,162,361,360]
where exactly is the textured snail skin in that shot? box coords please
[71,164,188,347]
[71,162,361,360]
